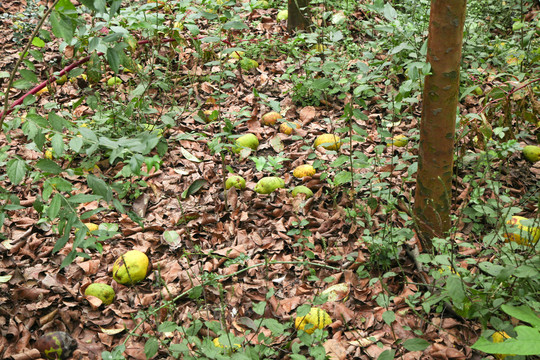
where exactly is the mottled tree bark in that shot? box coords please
[287,0,310,33]
[414,0,467,250]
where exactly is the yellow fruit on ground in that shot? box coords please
[261,111,282,126]
[225,175,246,190]
[492,331,514,359]
[84,222,99,232]
[293,164,315,178]
[279,121,300,135]
[36,87,49,96]
[112,250,151,285]
[312,44,327,53]
[295,307,332,334]
[84,283,115,305]
[213,337,241,350]
[44,149,53,159]
[55,75,68,85]
[387,134,409,147]
[523,145,540,163]
[503,216,540,245]
[234,134,259,153]
[291,185,313,198]
[277,9,288,21]
[239,58,259,71]
[314,134,341,150]
[254,177,285,194]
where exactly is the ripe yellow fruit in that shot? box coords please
[44,149,53,159]
[523,145,540,163]
[254,177,285,194]
[295,307,332,334]
[84,223,99,232]
[314,134,341,150]
[261,111,282,126]
[293,164,315,178]
[291,185,313,198]
[112,250,151,285]
[55,75,68,85]
[277,9,288,21]
[225,175,246,190]
[213,337,241,350]
[234,134,259,153]
[36,87,49,96]
[84,283,115,305]
[387,134,409,147]
[503,216,540,245]
[492,331,514,359]
[279,121,300,135]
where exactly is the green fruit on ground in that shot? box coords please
[226,175,246,190]
[112,250,151,285]
[314,134,341,150]
[295,307,332,334]
[279,121,300,135]
[234,133,259,153]
[277,9,288,21]
[240,58,259,71]
[503,216,540,246]
[387,134,409,147]
[293,164,316,178]
[291,185,313,198]
[107,76,122,86]
[261,111,282,126]
[55,75,68,85]
[473,86,483,95]
[523,145,540,163]
[254,177,285,194]
[84,283,115,305]
[230,50,245,60]
[35,331,77,360]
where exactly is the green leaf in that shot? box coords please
[252,301,266,315]
[106,45,121,74]
[144,337,159,359]
[446,275,465,306]
[501,305,540,328]
[69,136,84,152]
[377,349,396,360]
[67,194,102,203]
[19,69,38,83]
[180,147,201,162]
[158,321,179,333]
[382,310,395,325]
[182,179,208,199]
[32,37,45,48]
[7,159,27,185]
[35,159,63,174]
[48,193,62,219]
[403,338,430,351]
[87,174,112,202]
[48,112,67,131]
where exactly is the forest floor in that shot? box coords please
[0,0,539,359]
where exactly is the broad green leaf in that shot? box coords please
[87,174,112,202]
[7,159,27,185]
[19,69,38,83]
[182,179,208,199]
[36,159,63,174]
[403,338,430,351]
[501,305,540,328]
[144,338,159,359]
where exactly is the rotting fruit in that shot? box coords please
[254,177,285,194]
[234,134,259,153]
[279,121,300,135]
[261,111,282,126]
[84,283,115,305]
[295,307,332,334]
[225,175,246,190]
[523,145,540,163]
[291,185,313,198]
[293,164,315,178]
[112,250,151,285]
[35,331,77,360]
[503,216,540,245]
[314,134,341,150]
[387,134,408,147]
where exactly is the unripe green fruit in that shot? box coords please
[277,9,288,21]
[84,283,115,305]
[523,145,540,163]
[107,76,122,86]
[291,185,313,198]
[226,175,246,190]
[234,134,259,153]
[254,177,285,194]
[240,58,259,71]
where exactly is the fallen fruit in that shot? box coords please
[387,134,409,147]
[314,134,341,150]
[277,9,288,21]
[523,145,540,163]
[254,177,285,194]
[35,331,77,360]
[112,250,151,285]
[230,50,245,60]
[492,331,514,359]
[36,87,49,96]
[55,75,68,85]
[291,185,313,198]
[107,76,122,86]
[503,216,540,245]
[234,133,259,153]
[312,44,327,53]
[213,337,241,350]
[279,121,300,135]
[84,283,115,305]
[239,58,259,71]
[84,222,99,232]
[261,111,282,126]
[225,175,246,190]
[295,307,332,334]
[293,164,316,178]
[44,148,53,160]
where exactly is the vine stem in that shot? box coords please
[121,259,340,347]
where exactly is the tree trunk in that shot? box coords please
[287,0,310,33]
[414,0,467,250]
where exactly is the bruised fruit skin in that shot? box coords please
[225,175,246,190]
[35,331,77,360]
[314,134,341,150]
[503,216,540,245]
[523,145,540,163]
[254,177,285,194]
[291,185,313,198]
[85,283,115,305]
[279,121,300,135]
[112,250,151,285]
[261,111,282,126]
[295,307,332,334]
[293,164,316,178]
[234,134,259,153]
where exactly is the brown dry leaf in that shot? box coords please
[323,339,349,360]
